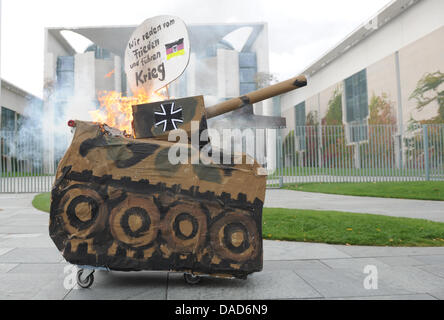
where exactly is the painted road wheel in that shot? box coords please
[109,195,160,249]
[161,202,208,253]
[60,186,107,239]
[210,210,260,263]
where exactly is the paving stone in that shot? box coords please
[0,248,14,256]
[410,255,444,265]
[264,240,350,261]
[1,193,444,300]
[313,260,444,296]
[0,194,36,209]
[0,226,48,234]
[0,272,69,300]
[0,248,62,263]
[0,234,55,248]
[8,263,67,274]
[376,256,425,267]
[364,266,444,294]
[428,290,444,300]
[167,270,322,300]
[3,219,48,227]
[321,258,390,271]
[417,265,444,279]
[333,245,444,258]
[0,263,18,273]
[295,267,411,298]
[65,271,168,300]
[263,259,330,272]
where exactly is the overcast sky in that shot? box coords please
[1,0,392,97]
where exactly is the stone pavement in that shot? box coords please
[265,189,444,222]
[1,193,444,300]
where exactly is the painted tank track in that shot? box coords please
[50,166,263,279]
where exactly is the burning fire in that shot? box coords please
[104,69,115,78]
[89,89,167,135]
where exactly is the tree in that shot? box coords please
[306,111,319,126]
[409,71,444,123]
[254,72,278,89]
[368,93,396,125]
[322,87,343,125]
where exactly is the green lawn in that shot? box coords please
[263,208,444,247]
[1,172,53,177]
[285,181,444,201]
[268,166,440,178]
[33,192,444,247]
[32,192,51,213]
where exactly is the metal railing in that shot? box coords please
[1,130,55,193]
[1,124,443,193]
[267,124,444,187]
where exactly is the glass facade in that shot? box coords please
[344,69,369,142]
[294,102,306,150]
[239,52,257,95]
[1,106,16,131]
[56,56,75,97]
[344,69,368,123]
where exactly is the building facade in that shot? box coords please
[1,79,42,131]
[43,22,279,170]
[0,79,43,174]
[279,0,443,141]
[44,23,270,111]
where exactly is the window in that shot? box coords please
[295,102,306,126]
[239,52,257,95]
[294,102,306,151]
[344,69,368,143]
[1,107,16,131]
[345,69,368,122]
[272,96,281,117]
[56,56,75,96]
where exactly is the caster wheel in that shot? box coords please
[77,269,95,289]
[184,273,201,285]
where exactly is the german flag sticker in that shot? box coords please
[165,38,185,60]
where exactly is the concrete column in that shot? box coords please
[187,53,196,96]
[43,52,56,174]
[74,52,95,103]
[354,143,361,169]
[317,93,323,168]
[0,0,2,111]
[114,55,122,92]
[217,49,239,98]
[262,99,277,172]
[394,51,404,169]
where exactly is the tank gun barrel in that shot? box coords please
[205,75,307,119]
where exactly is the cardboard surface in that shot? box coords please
[132,96,207,141]
[50,121,265,278]
[125,15,190,95]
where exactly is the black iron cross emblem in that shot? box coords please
[154,102,184,131]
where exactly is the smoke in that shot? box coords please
[1,73,97,174]
[1,22,275,174]
[173,25,276,169]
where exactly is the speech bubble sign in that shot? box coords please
[125,15,190,95]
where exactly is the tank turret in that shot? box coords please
[132,75,307,140]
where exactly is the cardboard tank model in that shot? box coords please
[49,75,307,287]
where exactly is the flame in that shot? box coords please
[89,89,167,135]
[104,69,115,78]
